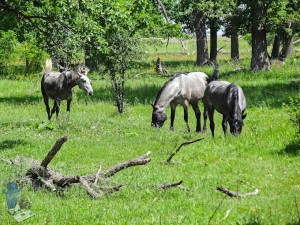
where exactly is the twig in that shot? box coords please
[157,180,183,190]
[166,138,204,163]
[216,187,259,198]
[41,136,68,168]
[217,45,226,52]
[94,166,102,184]
[208,195,227,225]
[80,177,102,198]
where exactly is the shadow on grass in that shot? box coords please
[87,79,298,109]
[243,82,299,108]
[85,84,161,105]
[279,138,300,156]
[0,96,40,104]
[0,139,28,151]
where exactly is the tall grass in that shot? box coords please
[0,38,300,224]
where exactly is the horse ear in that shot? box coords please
[242,113,247,120]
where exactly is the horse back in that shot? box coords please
[181,72,208,103]
[204,81,246,114]
[204,81,231,114]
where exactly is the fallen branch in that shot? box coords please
[12,136,152,198]
[157,180,183,190]
[166,138,204,163]
[40,136,67,168]
[216,187,259,198]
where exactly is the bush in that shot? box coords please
[0,31,48,77]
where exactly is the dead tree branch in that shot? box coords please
[216,187,259,198]
[157,180,183,190]
[41,136,67,168]
[8,136,153,198]
[155,57,168,75]
[166,138,204,163]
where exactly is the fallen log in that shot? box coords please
[14,136,152,198]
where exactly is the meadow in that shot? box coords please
[1,37,300,224]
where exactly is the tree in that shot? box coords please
[250,0,270,71]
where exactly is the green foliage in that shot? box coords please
[287,97,300,135]
[0,30,48,77]
[0,30,18,75]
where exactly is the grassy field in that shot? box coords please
[1,38,300,224]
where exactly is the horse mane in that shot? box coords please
[228,83,241,119]
[154,73,185,105]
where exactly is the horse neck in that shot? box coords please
[229,84,242,118]
[64,71,80,88]
[155,77,181,109]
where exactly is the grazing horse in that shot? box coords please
[41,59,93,120]
[151,72,210,132]
[203,81,247,137]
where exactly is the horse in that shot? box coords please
[203,81,247,137]
[41,59,94,120]
[151,71,213,132]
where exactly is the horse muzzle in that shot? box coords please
[89,92,94,96]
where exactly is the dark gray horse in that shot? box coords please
[41,59,93,120]
[151,72,210,132]
[203,81,247,137]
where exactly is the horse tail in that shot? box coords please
[44,58,52,74]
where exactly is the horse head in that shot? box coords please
[229,111,247,135]
[76,66,93,96]
[151,105,167,128]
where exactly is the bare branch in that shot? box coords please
[157,180,184,190]
[80,177,103,198]
[41,136,68,168]
[216,187,259,198]
[166,138,204,163]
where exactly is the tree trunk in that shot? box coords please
[231,23,239,61]
[250,0,270,71]
[193,9,209,66]
[210,25,218,62]
[271,32,281,59]
[280,22,296,59]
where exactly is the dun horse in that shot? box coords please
[151,71,215,132]
[41,59,93,120]
[203,81,247,137]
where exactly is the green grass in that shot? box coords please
[1,39,300,224]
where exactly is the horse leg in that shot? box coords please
[203,105,208,132]
[55,100,61,119]
[183,102,190,132]
[192,103,201,132]
[222,115,228,136]
[208,108,215,137]
[170,104,176,130]
[50,101,57,120]
[43,95,51,120]
[67,97,72,113]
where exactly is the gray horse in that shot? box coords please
[41,59,93,120]
[203,81,247,137]
[151,72,210,132]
